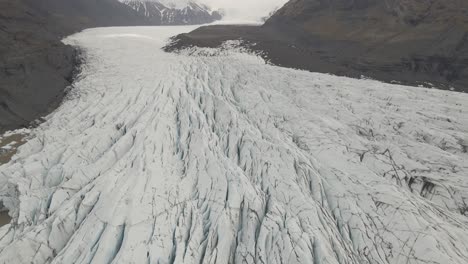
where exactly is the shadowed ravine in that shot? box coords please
[0,26,467,264]
[0,215,9,228]
[0,209,10,228]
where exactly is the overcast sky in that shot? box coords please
[200,0,288,21]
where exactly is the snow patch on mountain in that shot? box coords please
[120,0,222,25]
[156,0,191,9]
[0,26,467,263]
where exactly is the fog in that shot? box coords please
[200,0,288,21]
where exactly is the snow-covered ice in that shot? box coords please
[0,26,468,264]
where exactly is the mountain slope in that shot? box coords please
[168,0,468,92]
[0,0,152,133]
[0,26,467,264]
[264,0,468,90]
[0,0,222,134]
[120,0,222,25]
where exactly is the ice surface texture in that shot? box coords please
[0,26,468,264]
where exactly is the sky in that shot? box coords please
[200,0,288,21]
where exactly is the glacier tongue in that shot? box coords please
[0,26,468,264]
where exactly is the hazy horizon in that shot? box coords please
[135,0,287,21]
[201,0,288,21]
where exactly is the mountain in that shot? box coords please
[264,0,468,90]
[167,0,468,92]
[119,0,222,25]
[0,0,153,133]
[0,0,223,133]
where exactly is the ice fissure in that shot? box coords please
[0,26,467,264]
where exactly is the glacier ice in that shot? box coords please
[0,26,467,264]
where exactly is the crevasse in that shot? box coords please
[0,26,467,264]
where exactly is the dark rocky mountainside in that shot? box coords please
[0,0,222,133]
[0,0,152,133]
[120,0,222,25]
[168,0,468,92]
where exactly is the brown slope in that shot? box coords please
[167,0,468,92]
[0,0,150,133]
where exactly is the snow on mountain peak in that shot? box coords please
[154,0,191,9]
[119,0,222,25]
[122,0,202,10]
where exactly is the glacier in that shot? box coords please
[0,26,468,264]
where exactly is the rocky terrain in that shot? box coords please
[0,0,152,133]
[0,0,222,134]
[120,0,222,25]
[167,0,468,92]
